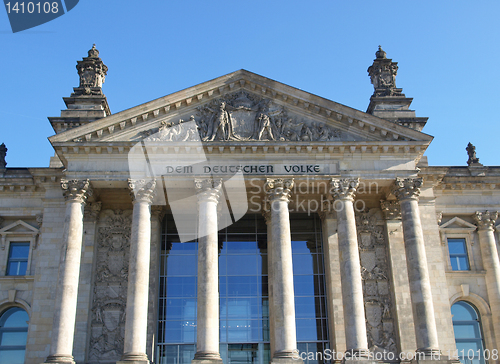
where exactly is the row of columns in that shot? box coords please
[44,176,500,364]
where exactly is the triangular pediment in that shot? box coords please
[49,70,433,146]
[0,220,39,234]
[439,217,477,231]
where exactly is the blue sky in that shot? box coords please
[1,1,499,167]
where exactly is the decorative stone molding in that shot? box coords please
[89,210,131,361]
[473,211,498,231]
[151,206,167,222]
[0,143,7,169]
[318,200,334,221]
[35,213,43,228]
[367,46,403,97]
[264,178,294,202]
[61,179,92,203]
[380,200,401,220]
[75,44,108,96]
[262,210,271,225]
[355,209,397,356]
[194,178,222,203]
[330,178,359,201]
[84,202,102,222]
[127,179,156,203]
[391,177,422,201]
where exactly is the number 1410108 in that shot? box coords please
[5,2,60,14]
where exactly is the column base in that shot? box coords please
[43,354,75,364]
[192,351,223,364]
[117,352,150,364]
[271,350,303,364]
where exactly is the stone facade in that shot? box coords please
[0,46,499,364]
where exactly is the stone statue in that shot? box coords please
[206,102,232,141]
[466,142,481,165]
[257,113,275,140]
[0,143,6,169]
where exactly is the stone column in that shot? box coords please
[192,178,223,364]
[473,211,500,351]
[45,179,92,364]
[331,178,370,358]
[392,178,440,356]
[265,178,302,364]
[380,200,417,354]
[118,179,156,363]
[319,206,347,357]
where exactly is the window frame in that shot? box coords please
[439,217,477,272]
[447,237,471,271]
[0,220,39,277]
[451,301,486,364]
[0,306,30,364]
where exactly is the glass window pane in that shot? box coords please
[0,331,28,346]
[0,349,26,364]
[451,302,485,364]
[457,257,470,270]
[448,239,466,254]
[8,243,30,259]
[1,309,29,328]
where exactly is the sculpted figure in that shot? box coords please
[207,102,231,141]
[257,113,275,140]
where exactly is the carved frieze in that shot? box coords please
[138,91,343,143]
[356,209,397,356]
[89,210,132,361]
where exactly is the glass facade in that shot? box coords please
[451,301,485,364]
[156,214,329,364]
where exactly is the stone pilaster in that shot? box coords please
[331,178,370,358]
[380,200,417,354]
[118,179,156,364]
[263,209,276,357]
[319,206,347,358]
[192,178,223,364]
[265,178,302,364]
[45,179,92,364]
[392,178,440,356]
[473,211,500,351]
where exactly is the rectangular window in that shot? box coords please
[6,242,30,276]
[448,238,470,271]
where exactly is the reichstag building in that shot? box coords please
[0,46,499,364]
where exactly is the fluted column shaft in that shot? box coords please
[265,178,301,363]
[46,179,92,364]
[120,179,156,363]
[263,210,276,357]
[474,211,500,350]
[331,178,369,356]
[193,179,223,363]
[393,178,439,355]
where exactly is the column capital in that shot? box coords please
[195,178,222,204]
[128,178,156,204]
[380,200,401,220]
[151,206,167,222]
[265,178,294,202]
[84,201,102,222]
[473,211,498,231]
[392,177,422,201]
[61,179,92,204]
[330,178,359,201]
[318,200,335,221]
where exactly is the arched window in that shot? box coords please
[0,307,29,364]
[451,301,485,364]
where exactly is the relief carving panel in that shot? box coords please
[88,210,131,362]
[356,210,398,356]
[137,91,356,142]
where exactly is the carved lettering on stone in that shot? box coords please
[356,209,398,356]
[88,210,131,361]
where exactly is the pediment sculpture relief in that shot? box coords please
[139,91,342,142]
